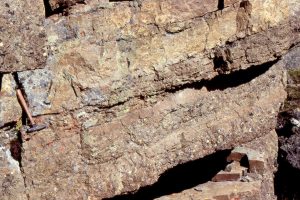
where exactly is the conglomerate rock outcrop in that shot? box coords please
[0,0,300,199]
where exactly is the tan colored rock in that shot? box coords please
[0,74,21,127]
[155,181,262,200]
[21,22,299,116]
[19,0,299,115]
[0,146,27,200]
[0,0,298,199]
[0,0,47,72]
[22,129,89,200]
[21,59,286,198]
[155,130,279,200]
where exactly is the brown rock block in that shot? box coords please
[241,130,279,199]
[22,129,89,200]
[227,147,265,174]
[0,0,47,72]
[213,161,248,182]
[30,22,298,115]
[212,172,241,182]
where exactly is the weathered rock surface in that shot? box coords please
[157,181,262,200]
[0,0,47,72]
[0,74,21,127]
[275,45,300,200]
[20,61,286,198]
[0,0,299,199]
[156,130,279,200]
[276,45,300,170]
[0,146,27,200]
[21,0,300,116]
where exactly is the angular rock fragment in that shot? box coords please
[227,147,265,174]
[212,161,247,182]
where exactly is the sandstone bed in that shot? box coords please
[0,0,300,199]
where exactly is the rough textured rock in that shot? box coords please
[0,74,22,127]
[276,45,300,170]
[156,130,279,200]
[0,0,299,199]
[0,0,47,72]
[21,47,286,199]
[275,45,300,200]
[156,181,262,200]
[0,146,27,200]
[21,0,300,116]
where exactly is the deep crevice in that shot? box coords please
[13,132,30,200]
[274,55,300,200]
[240,155,250,171]
[43,0,86,17]
[165,58,279,93]
[0,121,17,130]
[218,0,225,10]
[0,73,3,91]
[12,72,22,89]
[275,111,295,137]
[104,149,231,200]
[275,110,300,199]
[43,0,53,17]
[274,159,300,200]
[9,130,24,168]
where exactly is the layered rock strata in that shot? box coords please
[0,0,299,199]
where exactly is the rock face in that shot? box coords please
[0,0,47,72]
[0,74,22,127]
[156,130,279,200]
[0,0,299,199]
[277,46,300,170]
[275,45,300,200]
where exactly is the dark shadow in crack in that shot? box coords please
[165,58,279,94]
[104,149,231,200]
[9,129,24,168]
[43,0,86,17]
[218,0,225,10]
[43,0,53,17]
[10,138,22,164]
[0,73,3,91]
[274,111,300,200]
[206,58,278,91]
[274,158,300,200]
